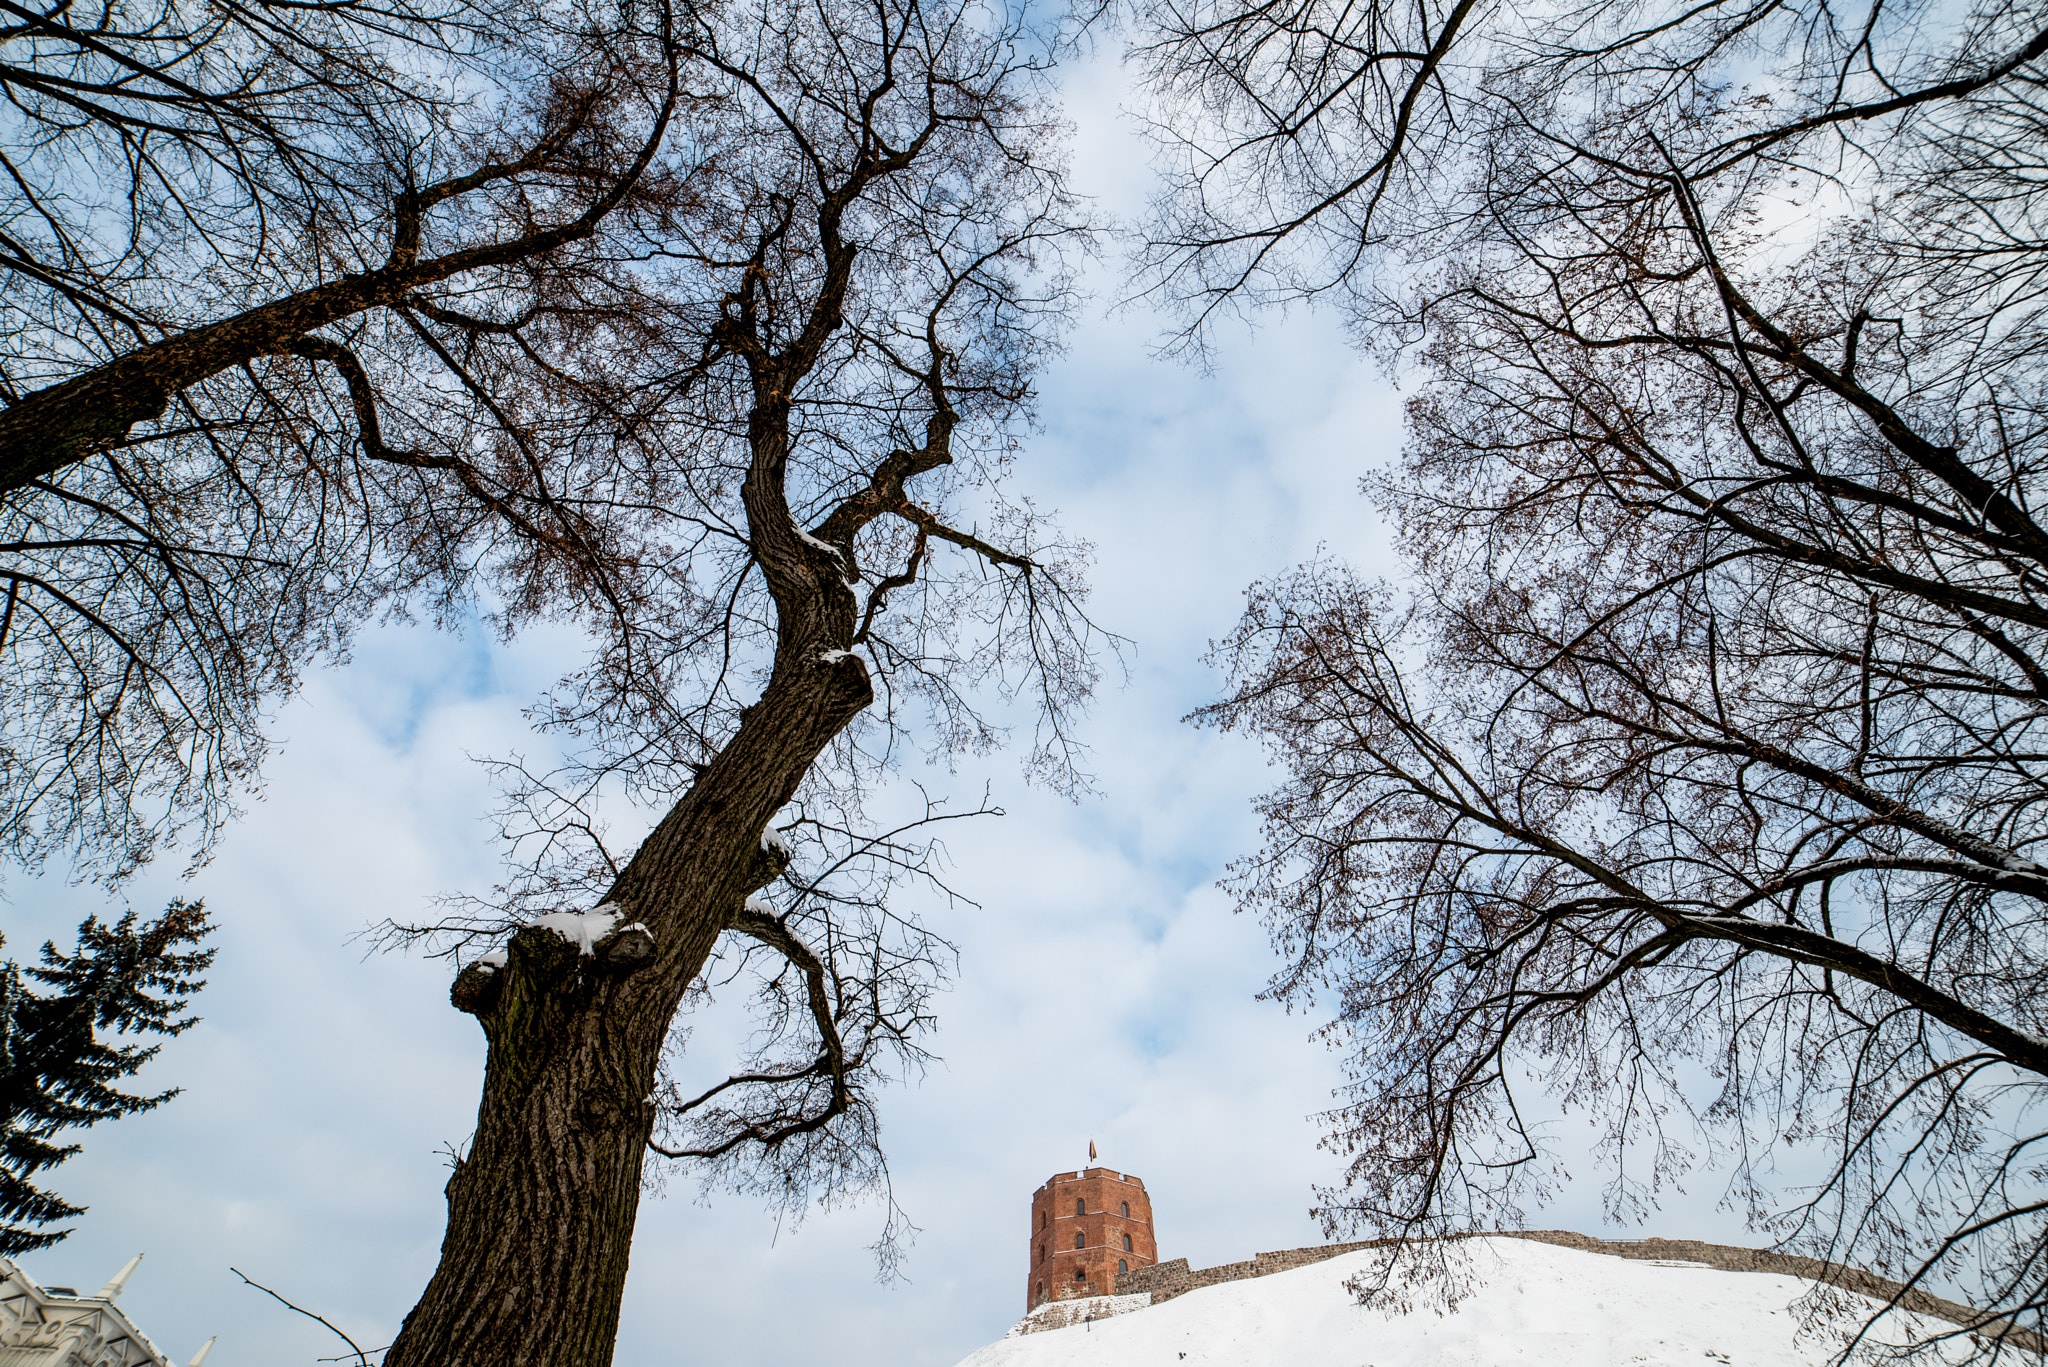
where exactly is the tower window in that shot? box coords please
[1074,1267,1085,1281]
[1074,1232,1085,1249]
[1039,1245,1046,1264]
[1123,1233,1133,1252]
[1075,1198,1085,1216]
[1037,1281,1045,1297]
[1121,1201,1130,1217]
[1041,1212,1047,1229]
[1119,1259,1128,1273]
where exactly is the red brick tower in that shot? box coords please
[1024,1167,1159,1310]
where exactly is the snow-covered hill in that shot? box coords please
[955,1236,1972,1367]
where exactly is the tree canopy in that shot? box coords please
[0,902,213,1254]
[1137,0,2048,1348]
[0,0,684,879]
[3,0,1103,1354]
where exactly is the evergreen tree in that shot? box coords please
[0,901,213,1253]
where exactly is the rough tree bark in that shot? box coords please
[392,667,870,1365]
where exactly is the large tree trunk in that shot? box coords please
[382,628,872,1367]
[383,134,892,1358]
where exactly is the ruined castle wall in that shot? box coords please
[1498,1231,2043,1353]
[1113,1230,2044,1355]
[1112,1240,1383,1302]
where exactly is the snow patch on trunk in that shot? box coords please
[797,526,849,572]
[531,903,623,956]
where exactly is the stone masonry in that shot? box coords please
[1026,1168,1158,1311]
[1112,1240,1380,1305]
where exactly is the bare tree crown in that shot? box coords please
[1146,0,2048,1348]
[0,0,696,879]
[336,0,1112,1324]
[2,0,1104,1341]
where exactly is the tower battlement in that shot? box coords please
[1024,1166,1158,1311]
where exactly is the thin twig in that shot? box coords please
[231,1268,374,1367]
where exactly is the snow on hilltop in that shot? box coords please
[956,1236,1973,1367]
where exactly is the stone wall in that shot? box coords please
[1113,1240,1384,1304]
[1113,1229,2044,1355]
[1005,1293,1153,1338]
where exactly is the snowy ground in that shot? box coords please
[956,1237,1967,1367]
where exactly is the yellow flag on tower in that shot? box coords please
[1088,1138,1097,1160]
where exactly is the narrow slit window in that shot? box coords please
[1121,1202,1130,1217]
[1123,1233,1133,1252]
[1075,1198,1085,1216]
[1074,1232,1085,1249]
[1118,1259,1128,1273]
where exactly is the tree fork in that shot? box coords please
[383,649,873,1367]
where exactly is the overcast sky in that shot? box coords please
[2,44,1767,1367]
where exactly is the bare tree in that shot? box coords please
[337,0,1102,1361]
[4,0,1101,1356]
[0,0,686,878]
[1139,0,2048,1351]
